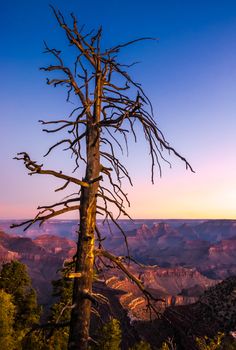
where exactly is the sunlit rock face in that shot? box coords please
[104,264,218,321]
[34,234,76,257]
[0,243,19,261]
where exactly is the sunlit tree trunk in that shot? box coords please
[68,62,102,350]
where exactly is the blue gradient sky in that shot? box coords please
[1,0,236,219]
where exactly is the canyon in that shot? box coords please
[0,219,235,316]
[0,219,236,348]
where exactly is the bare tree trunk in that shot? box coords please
[68,130,100,350]
[68,63,102,350]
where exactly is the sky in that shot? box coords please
[0,0,236,220]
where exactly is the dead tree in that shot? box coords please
[12,7,193,350]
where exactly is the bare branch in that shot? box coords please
[37,197,80,210]
[14,152,89,187]
[10,205,80,231]
[96,249,164,305]
[103,37,158,55]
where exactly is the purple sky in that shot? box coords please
[1,0,236,219]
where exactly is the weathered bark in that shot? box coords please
[68,62,102,350]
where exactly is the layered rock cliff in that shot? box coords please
[104,265,218,321]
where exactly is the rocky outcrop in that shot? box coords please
[0,243,19,261]
[34,234,76,257]
[161,276,236,349]
[105,221,236,279]
[131,277,236,350]
[208,237,236,261]
[104,265,218,321]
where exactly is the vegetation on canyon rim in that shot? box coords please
[11,6,194,350]
[1,261,235,349]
